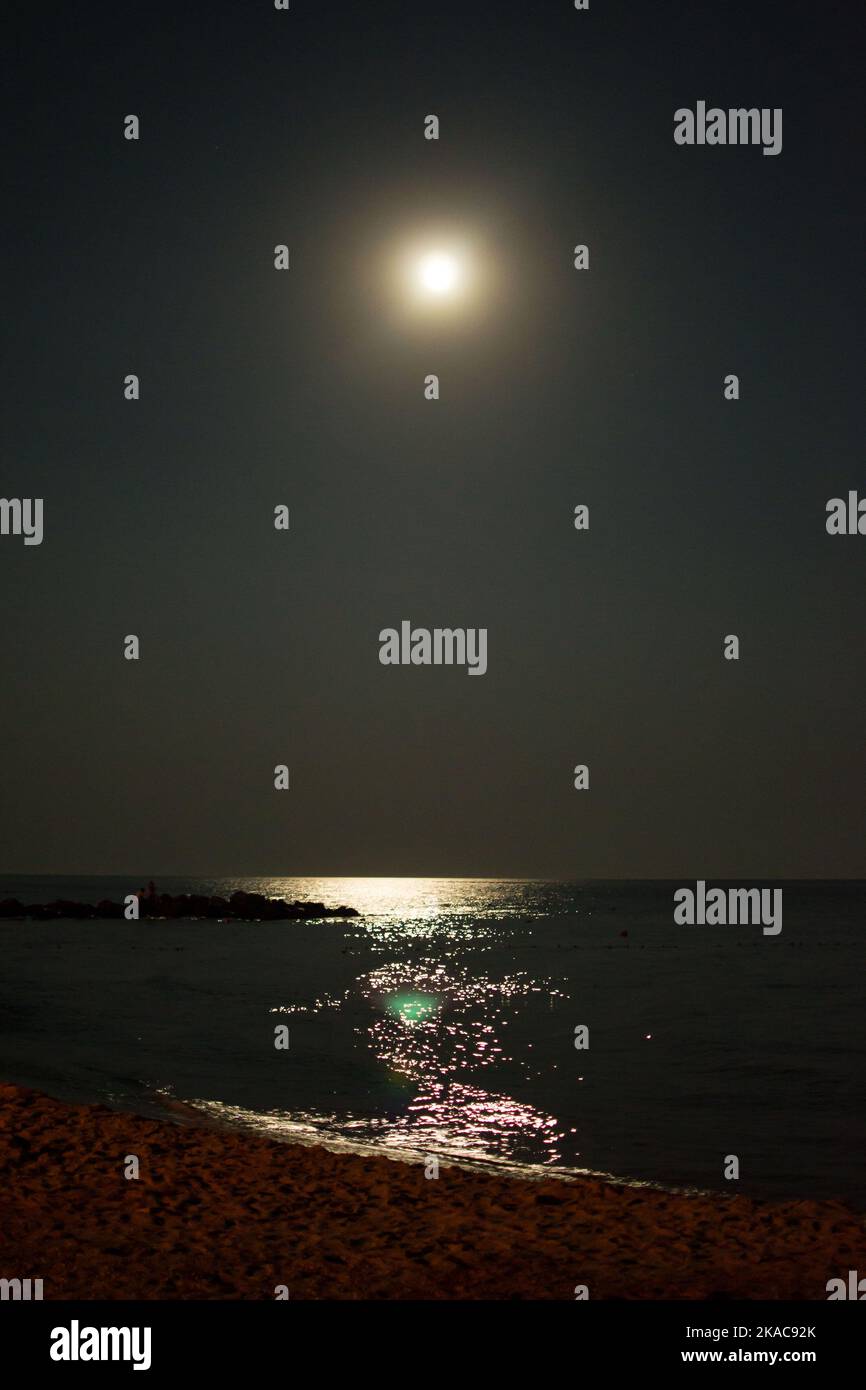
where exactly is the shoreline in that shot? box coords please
[154,1089,713,1199]
[1,1083,862,1300]
[0,1069,726,1199]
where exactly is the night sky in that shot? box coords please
[2,0,862,877]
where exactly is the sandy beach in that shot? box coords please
[0,1083,861,1300]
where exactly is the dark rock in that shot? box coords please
[5,891,360,923]
[95,899,122,918]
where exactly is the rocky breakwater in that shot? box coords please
[0,890,359,922]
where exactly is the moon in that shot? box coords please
[378,229,496,328]
[417,251,461,296]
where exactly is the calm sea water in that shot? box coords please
[0,876,863,1204]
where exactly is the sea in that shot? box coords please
[0,875,863,1205]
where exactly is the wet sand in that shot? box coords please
[0,1083,861,1300]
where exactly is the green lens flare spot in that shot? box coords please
[385,992,439,1025]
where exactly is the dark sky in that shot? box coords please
[2,0,863,877]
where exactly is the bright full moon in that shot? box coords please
[387,233,488,324]
[417,252,461,296]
